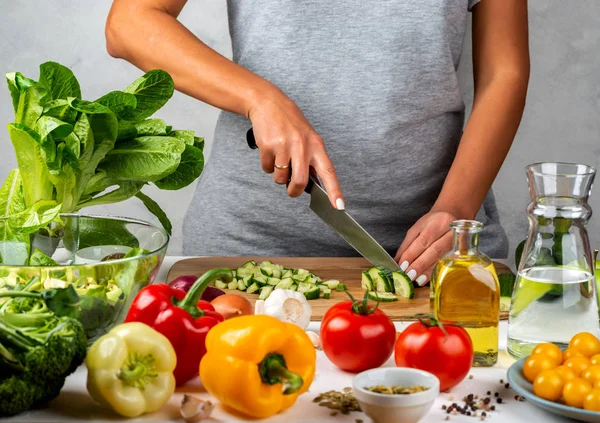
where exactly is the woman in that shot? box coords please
[105,0,529,285]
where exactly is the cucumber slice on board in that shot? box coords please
[392,271,415,299]
[361,271,374,290]
[303,285,321,300]
[368,291,398,302]
[259,286,273,300]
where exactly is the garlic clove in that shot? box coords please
[306,331,321,349]
[255,299,265,315]
[180,394,215,422]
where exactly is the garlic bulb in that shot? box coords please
[257,289,312,330]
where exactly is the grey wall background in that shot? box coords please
[1,1,599,259]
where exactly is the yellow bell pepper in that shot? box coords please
[86,322,177,417]
[199,314,316,419]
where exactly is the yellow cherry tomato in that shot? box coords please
[563,378,593,408]
[584,389,600,411]
[581,365,600,385]
[564,348,586,361]
[569,333,600,358]
[564,356,591,376]
[590,354,600,365]
[555,365,578,382]
[523,354,560,383]
[533,369,565,402]
[532,343,563,365]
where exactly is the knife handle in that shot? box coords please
[246,128,315,194]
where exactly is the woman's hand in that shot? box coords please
[248,91,345,210]
[394,211,457,286]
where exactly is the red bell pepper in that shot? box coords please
[124,268,233,386]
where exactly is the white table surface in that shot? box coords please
[5,257,573,423]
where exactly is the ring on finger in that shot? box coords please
[274,163,290,170]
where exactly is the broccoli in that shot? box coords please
[0,289,87,416]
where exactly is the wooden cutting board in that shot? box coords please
[167,257,513,321]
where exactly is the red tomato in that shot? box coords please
[394,317,474,391]
[320,297,396,372]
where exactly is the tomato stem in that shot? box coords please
[341,286,379,315]
[409,313,449,338]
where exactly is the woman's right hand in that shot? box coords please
[247,91,345,210]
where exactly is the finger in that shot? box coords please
[260,148,275,174]
[414,264,435,287]
[313,151,345,210]
[273,151,291,185]
[287,151,309,197]
[399,221,451,277]
[394,225,421,267]
[405,231,453,285]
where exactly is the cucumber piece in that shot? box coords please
[282,269,293,279]
[227,280,238,290]
[246,282,260,294]
[260,260,274,266]
[324,280,340,290]
[271,267,282,279]
[275,278,294,290]
[259,286,273,300]
[292,274,309,283]
[236,267,251,278]
[392,271,415,299]
[242,260,257,269]
[500,296,511,313]
[297,282,312,293]
[260,267,273,277]
[336,283,347,292]
[290,284,298,291]
[237,280,247,291]
[303,286,320,300]
[368,291,398,302]
[367,267,388,292]
[378,267,394,292]
[321,288,332,299]
[253,274,268,285]
[308,276,320,285]
[499,273,516,297]
[214,280,227,290]
[267,277,281,286]
[242,275,253,284]
[319,284,328,292]
[361,271,374,290]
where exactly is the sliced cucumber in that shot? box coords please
[275,279,294,290]
[297,282,312,293]
[260,267,273,277]
[242,275,253,284]
[377,267,394,292]
[336,283,347,292]
[259,286,273,300]
[303,285,320,300]
[242,260,257,269]
[214,280,227,290]
[292,274,309,283]
[282,269,293,279]
[392,271,415,299]
[368,291,398,302]
[321,287,332,299]
[237,280,247,291]
[267,277,281,286]
[290,284,298,291]
[227,280,238,290]
[236,267,251,278]
[260,260,273,266]
[253,274,268,285]
[324,280,340,290]
[246,282,260,294]
[361,271,374,290]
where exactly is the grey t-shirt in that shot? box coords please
[183,0,509,259]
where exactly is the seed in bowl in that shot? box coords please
[364,385,430,395]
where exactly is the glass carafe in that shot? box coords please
[430,220,500,367]
[507,162,600,359]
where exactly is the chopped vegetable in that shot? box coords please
[362,266,414,299]
[255,289,312,330]
[200,315,316,419]
[210,294,253,320]
[180,395,215,422]
[124,269,228,386]
[0,288,87,416]
[498,273,516,313]
[86,322,176,417]
[368,291,398,302]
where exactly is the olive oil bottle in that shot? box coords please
[430,220,500,367]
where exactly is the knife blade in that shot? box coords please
[245,128,401,272]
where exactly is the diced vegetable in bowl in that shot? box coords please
[0,214,169,344]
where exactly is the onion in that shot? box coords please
[169,275,226,302]
[210,294,253,320]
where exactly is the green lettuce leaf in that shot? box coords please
[0,170,25,218]
[29,248,59,266]
[38,61,81,102]
[123,70,174,121]
[98,136,185,182]
[0,221,30,265]
[134,119,168,136]
[8,200,62,233]
[43,99,78,124]
[135,191,172,235]
[95,91,137,120]
[154,144,204,190]
[76,181,144,210]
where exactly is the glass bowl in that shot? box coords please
[0,214,169,343]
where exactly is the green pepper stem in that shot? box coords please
[117,353,158,391]
[258,353,303,395]
[175,268,233,318]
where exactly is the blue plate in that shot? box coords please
[507,357,600,422]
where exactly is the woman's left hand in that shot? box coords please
[394,211,457,287]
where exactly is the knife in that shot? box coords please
[246,128,401,272]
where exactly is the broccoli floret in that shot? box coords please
[0,376,38,417]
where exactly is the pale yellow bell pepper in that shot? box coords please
[86,322,177,417]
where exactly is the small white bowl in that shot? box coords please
[352,368,440,423]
